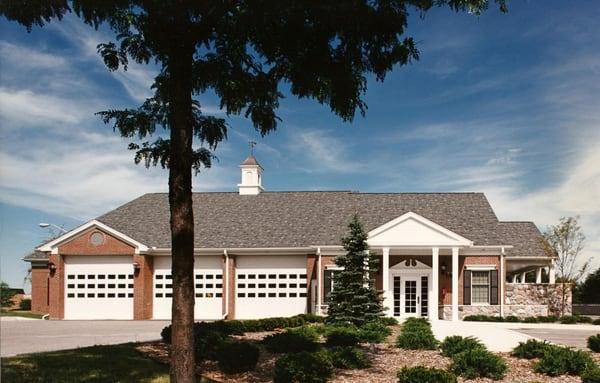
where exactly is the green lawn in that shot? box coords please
[1,343,170,383]
[0,310,44,319]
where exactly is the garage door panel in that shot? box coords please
[64,255,133,320]
[153,256,223,320]
[235,255,307,319]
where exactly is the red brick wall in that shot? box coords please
[225,255,236,319]
[440,255,501,305]
[58,228,134,255]
[133,254,153,319]
[306,254,317,313]
[48,253,65,319]
[30,265,50,314]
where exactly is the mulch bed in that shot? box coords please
[137,328,598,383]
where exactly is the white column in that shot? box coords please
[382,247,391,316]
[431,247,439,321]
[500,248,505,317]
[521,271,528,284]
[451,247,459,321]
[536,267,542,284]
[511,274,517,283]
[317,248,322,315]
[549,261,556,284]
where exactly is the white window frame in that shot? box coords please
[470,270,491,305]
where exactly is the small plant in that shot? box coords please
[396,318,438,350]
[560,315,579,324]
[534,346,595,376]
[263,326,320,353]
[358,321,392,343]
[274,351,334,383]
[588,334,600,353]
[593,318,600,326]
[19,298,31,311]
[578,316,594,324]
[325,346,371,369]
[582,365,600,383]
[449,348,507,380]
[397,366,458,383]
[440,336,485,357]
[325,325,361,347]
[523,316,539,323]
[216,341,260,373]
[379,316,399,326]
[511,339,554,359]
[195,329,227,361]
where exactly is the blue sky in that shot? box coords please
[1,1,599,291]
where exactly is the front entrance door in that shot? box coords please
[392,274,429,318]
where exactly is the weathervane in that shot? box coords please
[249,140,257,155]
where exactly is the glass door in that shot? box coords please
[402,277,419,317]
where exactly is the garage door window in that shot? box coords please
[236,273,307,298]
[66,273,134,299]
[155,271,222,299]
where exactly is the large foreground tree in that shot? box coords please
[1,1,507,381]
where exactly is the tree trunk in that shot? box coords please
[168,41,196,382]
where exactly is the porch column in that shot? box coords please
[431,247,439,321]
[317,247,322,315]
[451,247,459,321]
[549,261,556,284]
[511,274,517,283]
[521,271,528,284]
[382,247,391,316]
[536,267,542,284]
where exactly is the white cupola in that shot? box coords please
[238,154,264,195]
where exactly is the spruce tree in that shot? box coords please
[326,215,384,326]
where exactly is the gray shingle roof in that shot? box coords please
[95,192,547,258]
[23,250,49,261]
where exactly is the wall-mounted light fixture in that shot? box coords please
[48,262,57,276]
[441,262,452,277]
[133,262,141,276]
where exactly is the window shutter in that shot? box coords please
[464,270,471,305]
[490,270,499,305]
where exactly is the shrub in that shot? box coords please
[534,346,595,376]
[263,326,320,353]
[19,298,31,311]
[523,316,539,323]
[440,336,485,357]
[160,325,172,343]
[594,318,600,326]
[397,366,458,383]
[589,334,600,353]
[274,351,334,383]
[325,346,370,369]
[504,315,520,322]
[216,341,260,373]
[325,325,361,347]
[560,315,579,324]
[195,329,226,361]
[450,348,507,380]
[359,321,392,343]
[379,316,399,326]
[396,319,438,350]
[294,313,326,323]
[536,315,558,323]
[511,339,553,359]
[578,316,594,324]
[582,365,600,383]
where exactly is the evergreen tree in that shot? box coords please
[327,215,384,326]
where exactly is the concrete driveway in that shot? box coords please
[0,318,170,357]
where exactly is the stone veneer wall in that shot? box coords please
[440,283,572,320]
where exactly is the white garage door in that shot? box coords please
[64,255,134,320]
[236,255,307,319]
[153,256,223,320]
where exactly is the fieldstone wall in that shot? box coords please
[439,283,572,320]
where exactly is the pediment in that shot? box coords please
[390,259,431,270]
[367,212,473,247]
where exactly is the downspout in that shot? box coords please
[500,247,505,317]
[317,247,322,315]
[222,249,229,319]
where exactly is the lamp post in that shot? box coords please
[39,222,68,238]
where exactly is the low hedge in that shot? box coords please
[589,334,600,353]
[325,346,371,369]
[325,325,361,347]
[594,319,600,326]
[263,326,320,353]
[440,336,485,357]
[397,366,458,383]
[462,314,589,324]
[511,339,553,359]
[449,347,507,380]
[216,341,260,373]
[274,351,333,383]
[396,318,438,350]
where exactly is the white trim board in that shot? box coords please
[37,220,149,253]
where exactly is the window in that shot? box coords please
[471,271,490,304]
[324,269,341,299]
